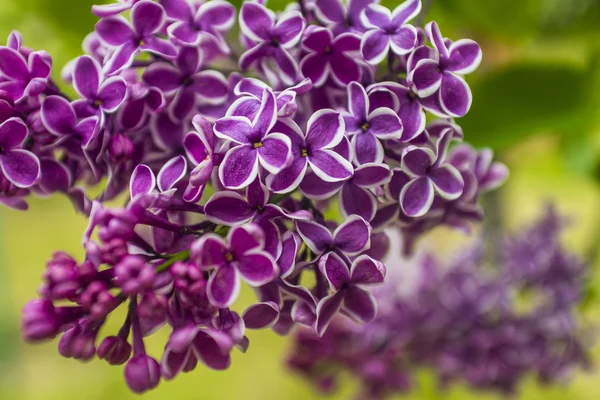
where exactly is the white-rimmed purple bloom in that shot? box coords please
[239,2,306,85]
[315,253,385,335]
[95,0,177,75]
[0,47,51,103]
[266,109,352,193]
[214,89,292,189]
[191,224,279,308]
[143,46,229,121]
[162,0,236,52]
[359,0,421,64]
[300,163,391,222]
[400,133,464,217]
[182,116,215,203]
[408,22,482,117]
[40,96,100,150]
[312,0,377,34]
[205,178,310,257]
[300,27,363,88]
[232,77,312,118]
[129,156,187,200]
[368,81,427,141]
[0,118,41,188]
[92,0,142,17]
[344,82,403,165]
[295,214,372,257]
[71,55,128,118]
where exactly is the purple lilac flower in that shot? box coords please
[359,0,421,64]
[0,46,51,103]
[408,22,482,117]
[344,81,403,164]
[300,27,363,87]
[8,0,505,394]
[162,0,236,51]
[0,118,40,188]
[71,55,128,118]
[214,88,292,189]
[191,224,279,307]
[142,46,228,121]
[239,2,306,85]
[312,0,377,34]
[266,109,352,193]
[95,0,177,75]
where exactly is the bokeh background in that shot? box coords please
[1,0,600,399]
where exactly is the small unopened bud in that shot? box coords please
[109,134,134,162]
[97,336,132,365]
[125,354,161,393]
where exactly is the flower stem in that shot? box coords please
[156,249,191,272]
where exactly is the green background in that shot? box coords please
[1,0,600,399]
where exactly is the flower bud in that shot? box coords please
[124,354,161,394]
[109,134,134,163]
[21,299,60,342]
[97,336,132,365]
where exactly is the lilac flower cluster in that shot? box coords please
[12,0,508,393]
[288,207,593,399]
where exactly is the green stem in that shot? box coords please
[156,249,191,272]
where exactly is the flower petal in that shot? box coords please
[239,2,275,42]
[300,53,329,88]
[409,58,442,97]
[361,4,391,29]
[190,70,229,104]
[390,25,418,55]
[142,62,182,93]
[0,149,40,188]
[308,149,354,182]
[401,145,435,177]
[131,0,166,36]
[278,231,301,279]
[73,56,101,99]
[192,329,233,370]
[204,191,254,225]
[399,177,434,217]
[95,15,133,46]
[439,72,472,118]
[343,286,377,323]
[368,108,403,139]
[208,264,239,308]
[333,215,372,255]
[330,54,361,87]
[238,251,278,286]
[318,252,351,292]
[97,77,128,112]
[314,291,345,336]
[353,163,391,187]
[0,47,29,81]
[305,109,345,150]
[266,157,308,194]
[360,29,390,65]
[191,234,227,269]
[391,0,422,25]
[299,171,344,200]
[0,117,28,150]
[253,88,278,136]
[347,81,369,121]
[103,42,138,76]
[130,164,156,198]
[157,155,187,192]
[41,96,76,136]
[446,39,482,74]
[295,220,333,254]
[219,145,259,190]
[214,116,254,145]
[273,10,306,48]
[243,302,280,330]
[350,254,386,286]
[257,133,292,174]
[313,0,345,25]
[229,223,266,255]
[340,183,377,221]
[429,164,464,200]
[351,132,384,165]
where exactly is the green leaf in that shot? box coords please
[460,63,597,150]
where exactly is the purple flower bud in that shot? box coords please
[124,354,161,394]
[115,255,155,295]
[79,281,115,319]
[39,252,80,300]
[21,299,61,342]
[58,321,98,361]
[98,336,132,365]
[108,134,134,163]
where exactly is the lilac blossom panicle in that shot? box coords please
[288,207,594,399]
[4,0,524,394]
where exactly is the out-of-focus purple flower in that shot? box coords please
[312,0,377,34]
[162,0,236,51]
[408,22,482,117]
[143,46,228,121]
[0,46,51,103]
[0,117,40,188]
[359,0,421,64]
[214,89,292,189]
[41,96,100,150]
[400,133,464,217]
[191,224,279,307]
[315,253,385,335]
[344,82,403,164]
[300,27,363,87]
[239,2,306,85]
[95,0,177,75]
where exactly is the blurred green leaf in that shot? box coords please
[461,63,597,150]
